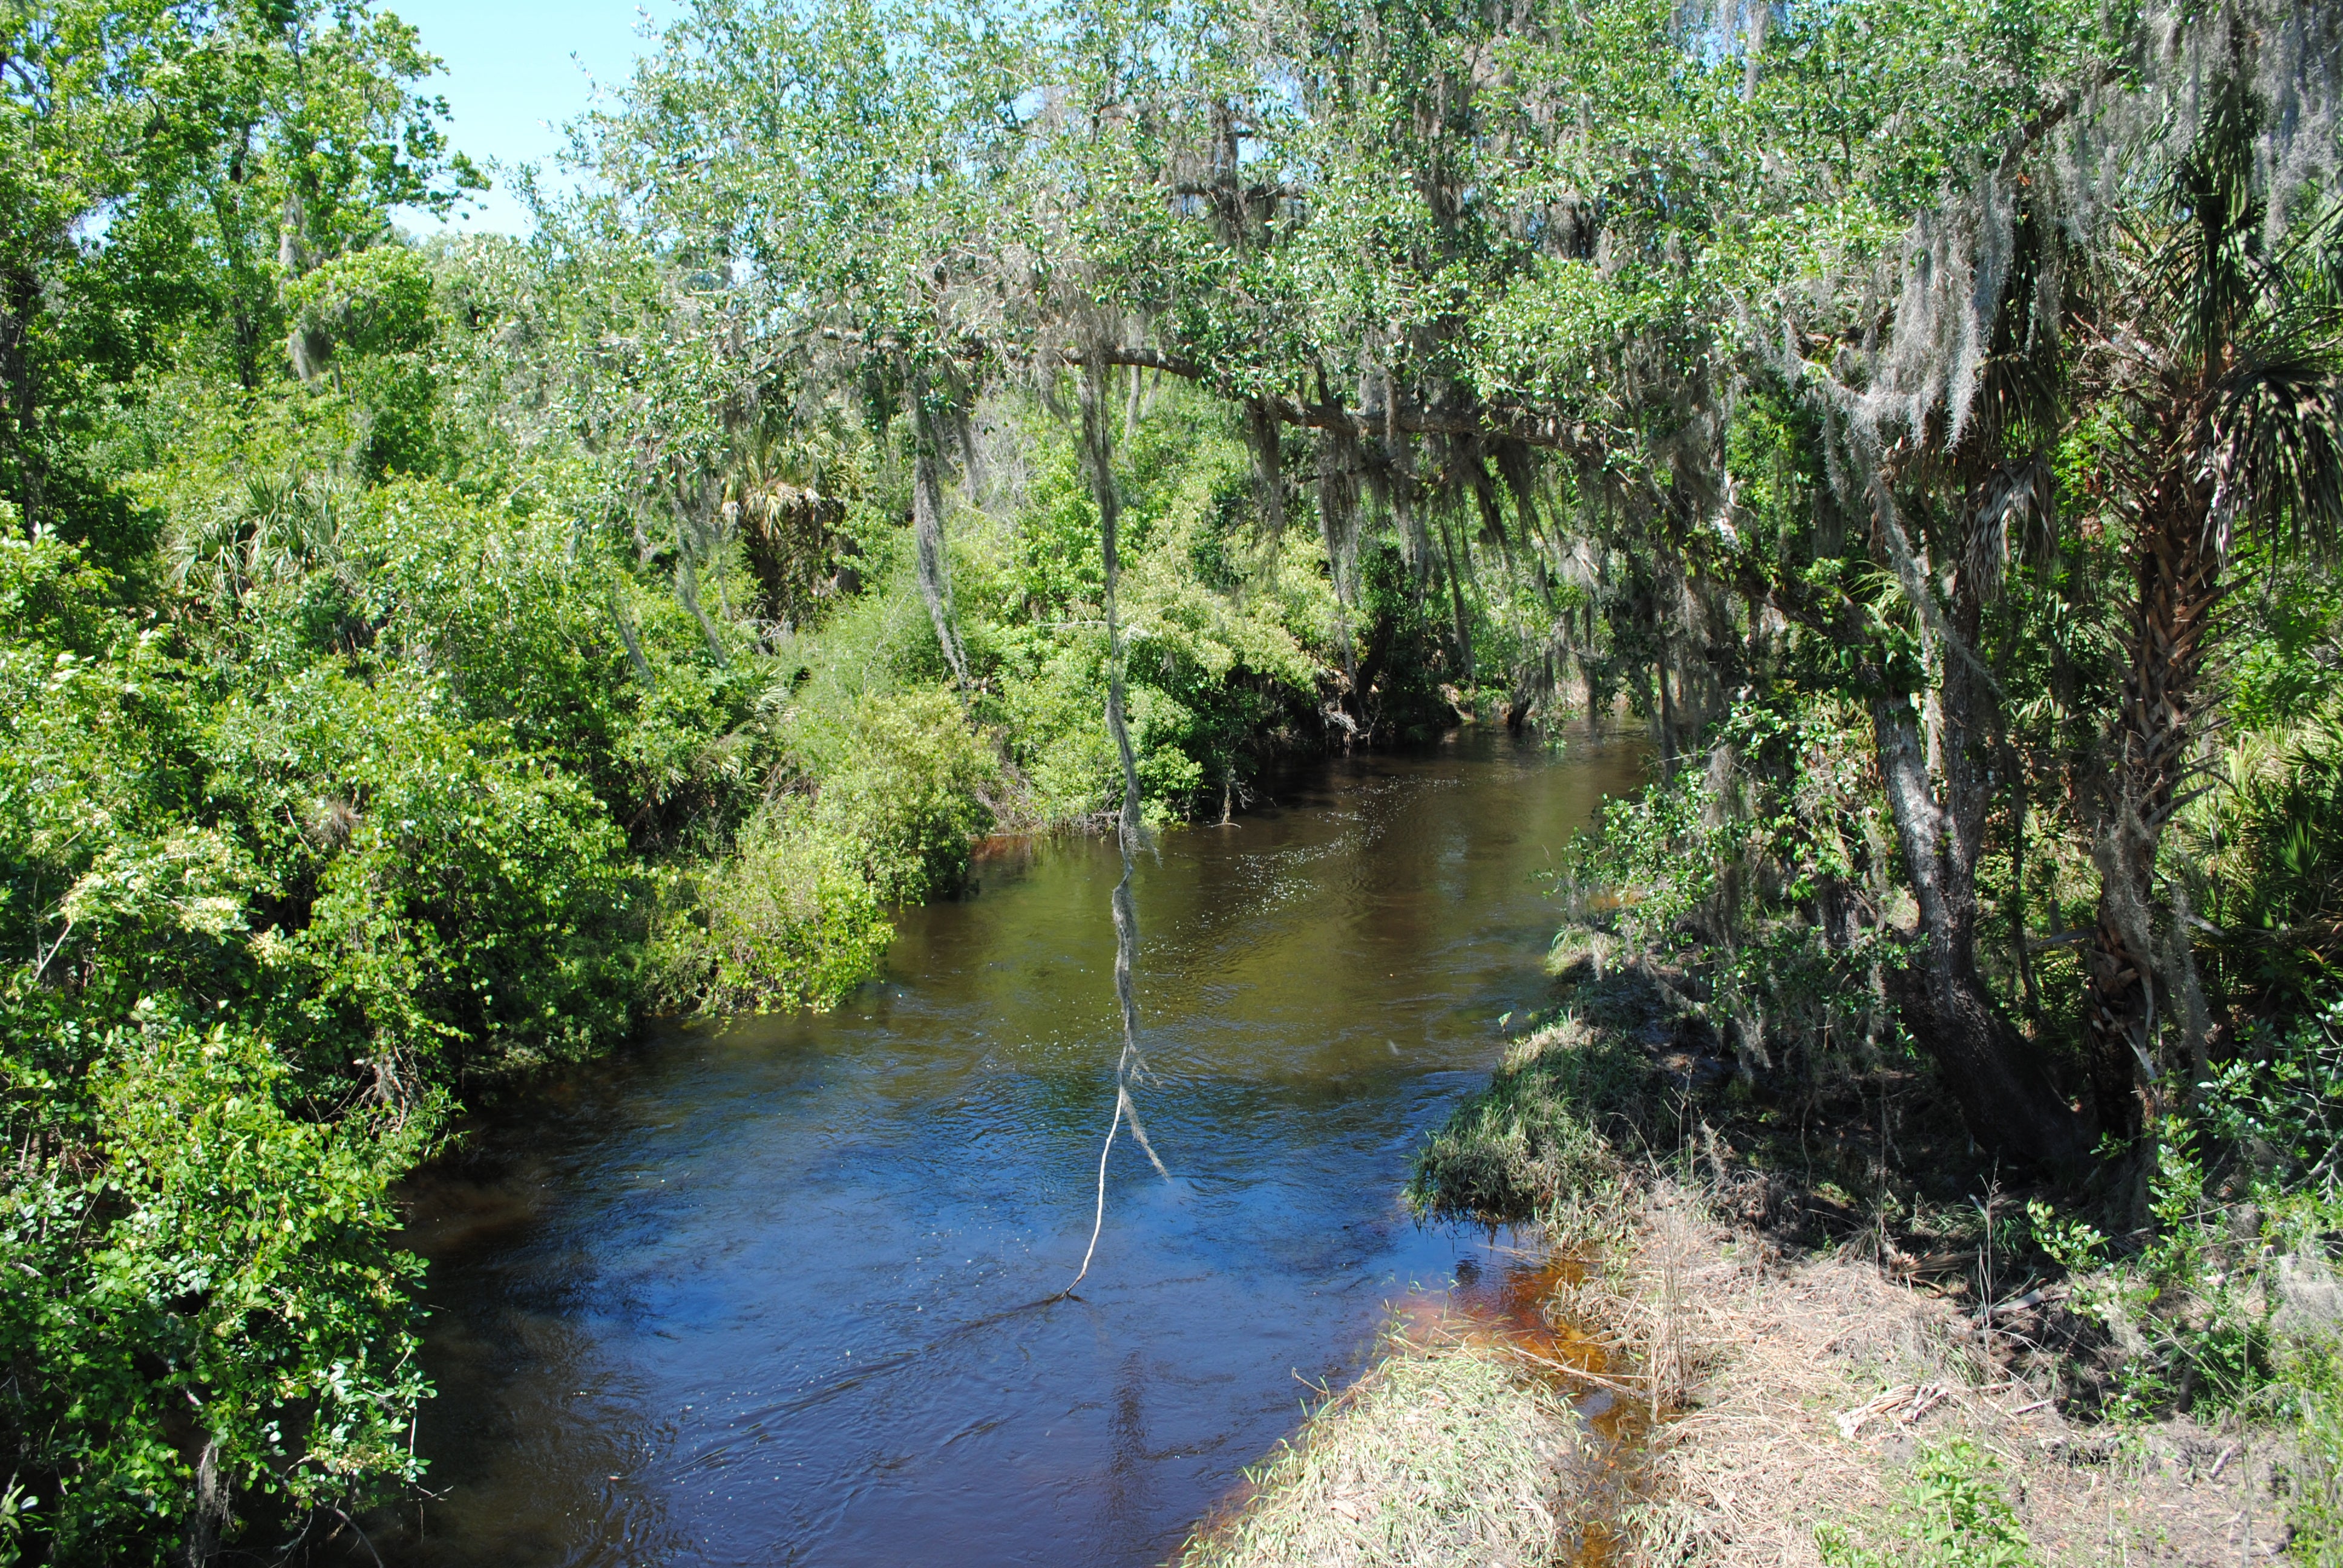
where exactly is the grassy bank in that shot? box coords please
[1199,959,2343,1566]
[1175,1343,1581,1568]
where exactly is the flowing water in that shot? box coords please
[381,730,1648,1568]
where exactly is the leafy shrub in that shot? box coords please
[281,246,437,362]
[2201,991,2343,1207]
[2197,707,2343,1014]
[968,396,1334,825]
[281,247,446,478]
[649,805,893,1013]
[350,482,755,843]
[0,1020,430,1557]
[0,509,667,1555]
[1817,1441,2040,1568]
[2017,987,2342,1462]
[811,688,998,903]
[272,682,641,1078]
[2292,1347,2343,1567]
[1560,694,1901,1082]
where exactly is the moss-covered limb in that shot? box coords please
[1174,1344,1581,1568]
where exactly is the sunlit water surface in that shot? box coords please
[382,731,1648,1567]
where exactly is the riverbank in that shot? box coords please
[1184,961,2335,1566]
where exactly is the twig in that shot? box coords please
[1507,1347,1650,1400]
[329,1506,385,1568]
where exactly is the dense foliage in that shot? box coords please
[2,0,2339,1557]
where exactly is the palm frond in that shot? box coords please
[2218,354,2343,549]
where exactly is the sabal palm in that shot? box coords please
[719,419,846,630]
[2083,77,2343,1142]
[166,471,351,609]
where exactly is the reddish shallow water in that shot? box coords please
[377,731,1647,1567]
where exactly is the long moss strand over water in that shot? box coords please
[1062,348,1173,1298]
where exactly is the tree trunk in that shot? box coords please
[1244,397,1284,534]
[1873,694,2091,1166]
[1435,506,1475,687]
[2084,449,2220,1145]
[181,1436,224,1568]
[278,189,330,381]
[1822,453,2093,1166]
[0,262,42,529]
[673,546,729,665]
[906,381,971,692]
[1314,415,1363,720]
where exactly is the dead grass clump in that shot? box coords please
[1175,1343,1580,1568]
[1623,1197,1967,1566]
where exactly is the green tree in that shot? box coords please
[2077,68,2343,1145]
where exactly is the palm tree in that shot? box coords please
[165,469,351,609]
[2081,74,2343,1145]
[719,414,851,633]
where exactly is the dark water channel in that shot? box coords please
[384,731,1648,1568]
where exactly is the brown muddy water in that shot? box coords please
[1389,1251,1649,1564]
[380,730,1648,1568]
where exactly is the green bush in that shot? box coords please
[1558,694,1902,1084]
[349,481,755,843]
[252,675,641,1079]
[0,1018,430,1558]
[649,805,894,1013]
[281,246,447,479]
[811,688,998,903]
[2292,1348,2343,1566]
[963,394,1333,826]
[0,518,660,1553]
[1817,1441,2041,1568]
[2197,708,2343,1015]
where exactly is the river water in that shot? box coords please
[381,730,1647,1568]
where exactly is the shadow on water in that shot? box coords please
[373,729,1649,1568]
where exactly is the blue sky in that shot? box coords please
[386,0,683,234]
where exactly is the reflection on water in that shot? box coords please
[381,731,1647,1568]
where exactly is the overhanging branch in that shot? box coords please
[811,325,1601,457]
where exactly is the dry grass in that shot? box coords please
[1174,1342,1582,1568]
[1261,962,2314,1567]
[1599,1179,2296,1566]
[1181,1174,2294,1568]
[1614,1183,1978,1564]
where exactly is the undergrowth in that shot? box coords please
[1412,953,2343,1563]
[1815,1441,2040,1568]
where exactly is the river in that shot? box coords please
[379,730,1647,1567]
